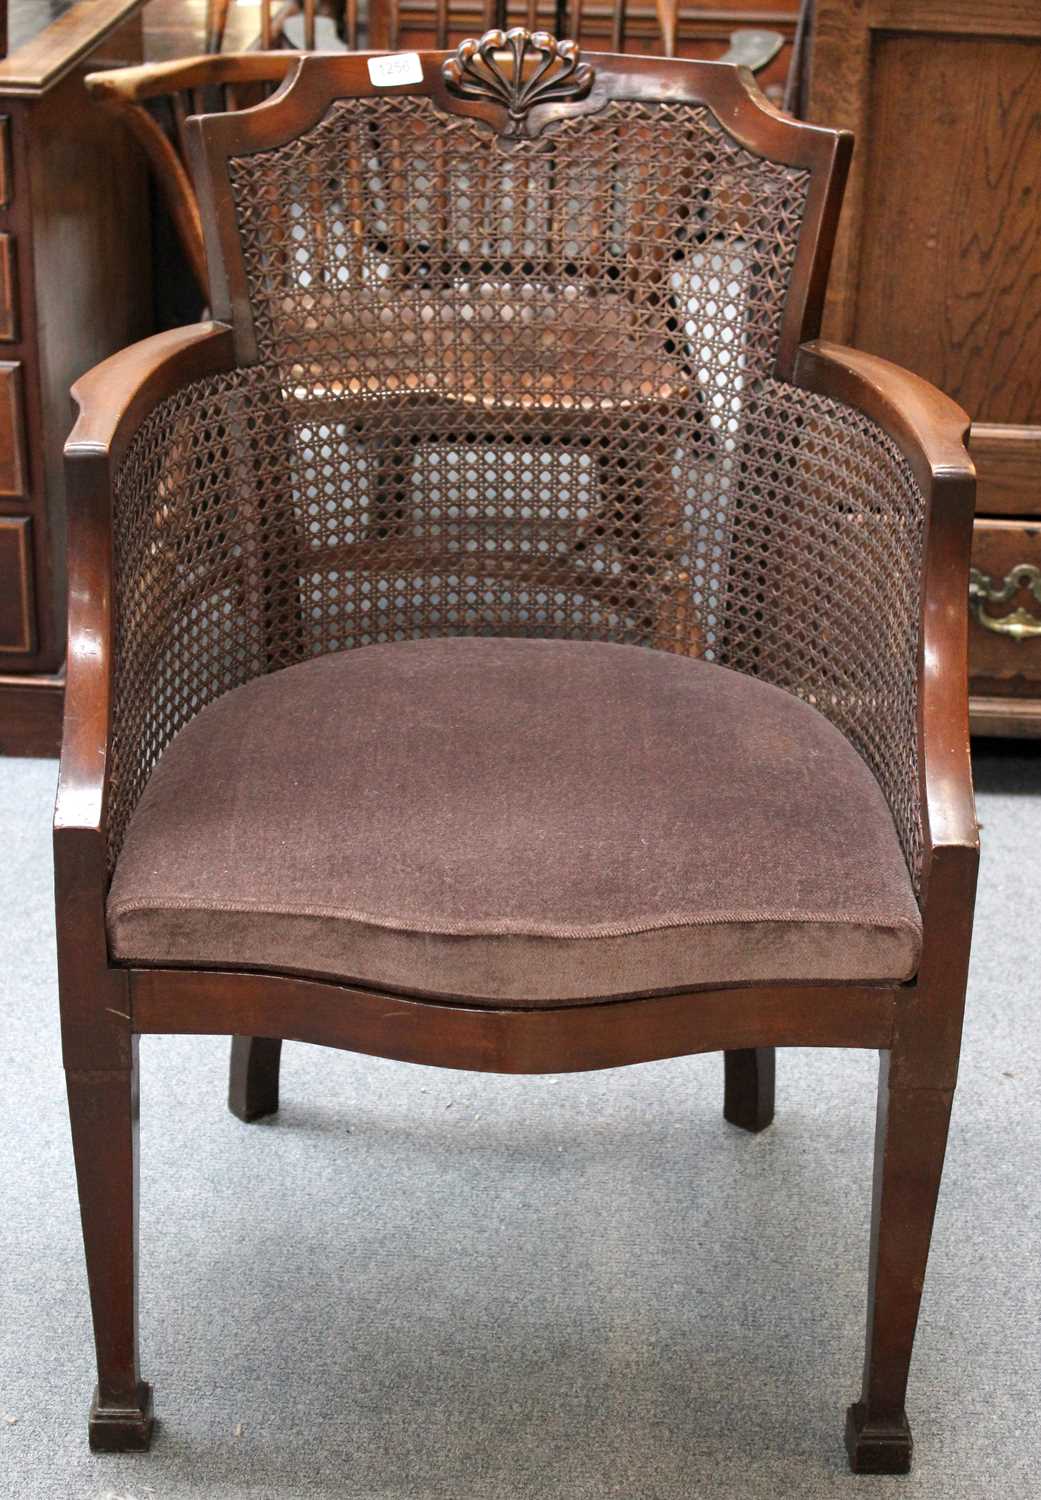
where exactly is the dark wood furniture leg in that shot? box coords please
[205,0,234,53]
[723,1046,776,1132]
[846,1052,955,1474]
[66,1041,153,1452]
[228,1035,283,1121]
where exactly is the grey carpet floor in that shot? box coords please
[1,744,1039,1500]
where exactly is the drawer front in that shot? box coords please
[0,119,9,208]
[969,519,1041,696]
[0,361,26,496]
[0,115,12,344]
[970,424,1041,519]
[0,515,35,654]
[0,235,15,342]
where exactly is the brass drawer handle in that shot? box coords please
[969,564,1041,641]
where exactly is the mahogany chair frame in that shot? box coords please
[58,42,978,1474]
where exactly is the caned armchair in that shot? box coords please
[58,32,978,1473]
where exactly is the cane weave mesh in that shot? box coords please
[108,91,924,890]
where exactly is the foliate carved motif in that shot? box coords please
[442,28,594,138]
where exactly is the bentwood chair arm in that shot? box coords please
[793,341,975,521]
[86,53,302,107]
[64,322,236,470]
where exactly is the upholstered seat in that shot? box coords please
[107,636,922,1004]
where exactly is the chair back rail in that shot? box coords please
[91,10,801,305]
[186,43,847,369]
[202,0,801,84]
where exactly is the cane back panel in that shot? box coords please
[108,59,925,891]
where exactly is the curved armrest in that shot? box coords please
[794,340,973,496]
[66,321,235,471]
[85,52,299,105]
[793,339,978,881]
[57,324,236,846]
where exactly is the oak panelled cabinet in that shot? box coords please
[806,0,1041,735]
[0,0,150,755]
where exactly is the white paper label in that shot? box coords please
[367,52,424,88]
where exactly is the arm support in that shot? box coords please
[794,339,978,881]
[794,340,975,501]
[56,323,236,1062]
[57,323,235,844]
[65,321,235,474]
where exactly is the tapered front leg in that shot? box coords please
[723,1047,776,1132]
[66,1039,153,1452]
[846,1052,955,1474]
[228,1036,283,1122]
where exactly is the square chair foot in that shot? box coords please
[845,1401,913,1475]
[88,1382,155,1453]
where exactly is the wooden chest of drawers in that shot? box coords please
[965,531,1041,734]
[0,0,150,754]
[806,0,1041,736]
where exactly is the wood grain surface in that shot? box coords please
[853,33,1041,423]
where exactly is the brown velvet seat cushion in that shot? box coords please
[107,638,922,1005]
